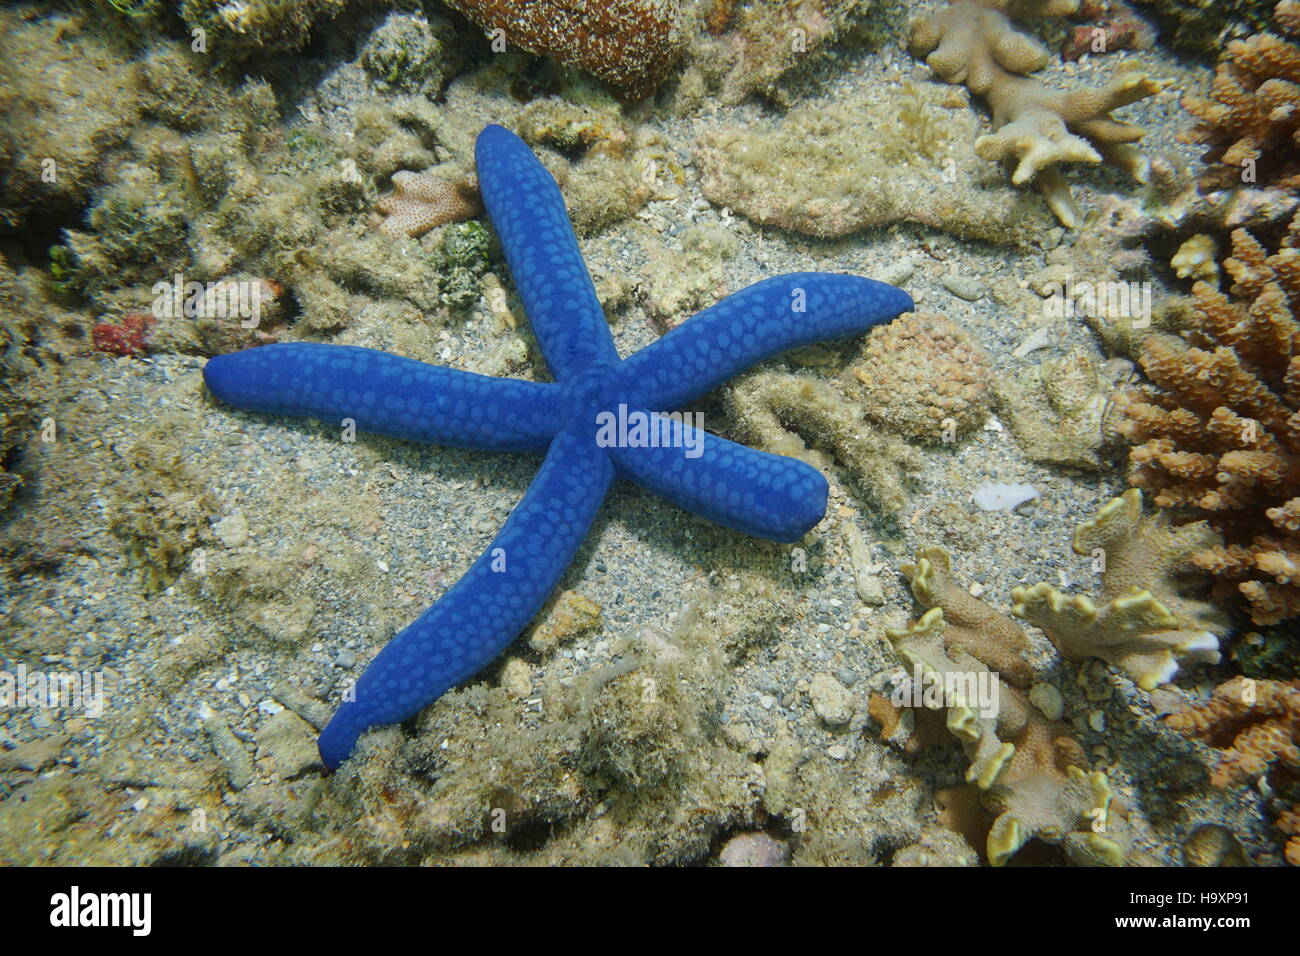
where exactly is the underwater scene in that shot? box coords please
[0,0,1297,873]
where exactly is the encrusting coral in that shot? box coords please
[846,312,994,444]
[1166,675,1300,864]
[884,546,1131,865]
[1061,0,1156,61]
[1116,227,1300,624]
[994,345,1126,471]
[725,370,922,514]
[909,0,1164,228]
[443,0,685,100]
[1011,488,1227,689]
[696,89,1058,246]
[372,170,480,238]
[682,0,876,106]
[1182,0,1300,190]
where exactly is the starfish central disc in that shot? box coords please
[559,364,626,436]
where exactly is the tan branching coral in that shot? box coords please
[1011,489,1226,689]
[373,170,480,238]
[909,0,1164,227]
[1166,676,1300,864]
[1116,228,1300,624]
[885,547,1130,865]
[847,313,994,443]
[1182,1,1300,190]
[444,0,684,100]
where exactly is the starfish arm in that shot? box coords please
[317,430,614,768]
[204,343,561,453]
[619,273,913,411]
[475,124,619,380]
[608,415,827,542]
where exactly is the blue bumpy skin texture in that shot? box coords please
[203,124,914,768]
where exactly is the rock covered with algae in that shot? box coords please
[178,0,346,60]
[696,87,1057,245]
[0,8,144,229]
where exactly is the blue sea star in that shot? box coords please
[203,124,913,768]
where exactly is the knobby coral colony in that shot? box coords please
[443,0,685,101]
[203,125,913,768]
[909,0,1163,228]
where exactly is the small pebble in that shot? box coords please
[809,674,853,726]
[214,512,249,548]
[942,274,985,301]
[1029,683,1065,721]
[972,483,1039,511]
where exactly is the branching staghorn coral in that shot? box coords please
[885,547,1131,865]
[1166,675,1300,864]
[909,0,1164,227]
[1116,228,1300,624]
[1182,0,1300,190]
[1011,488,1226,689]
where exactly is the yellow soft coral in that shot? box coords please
[886,547,1130,865]
[1011,582,1219,690]
[1010,489,1225,690]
